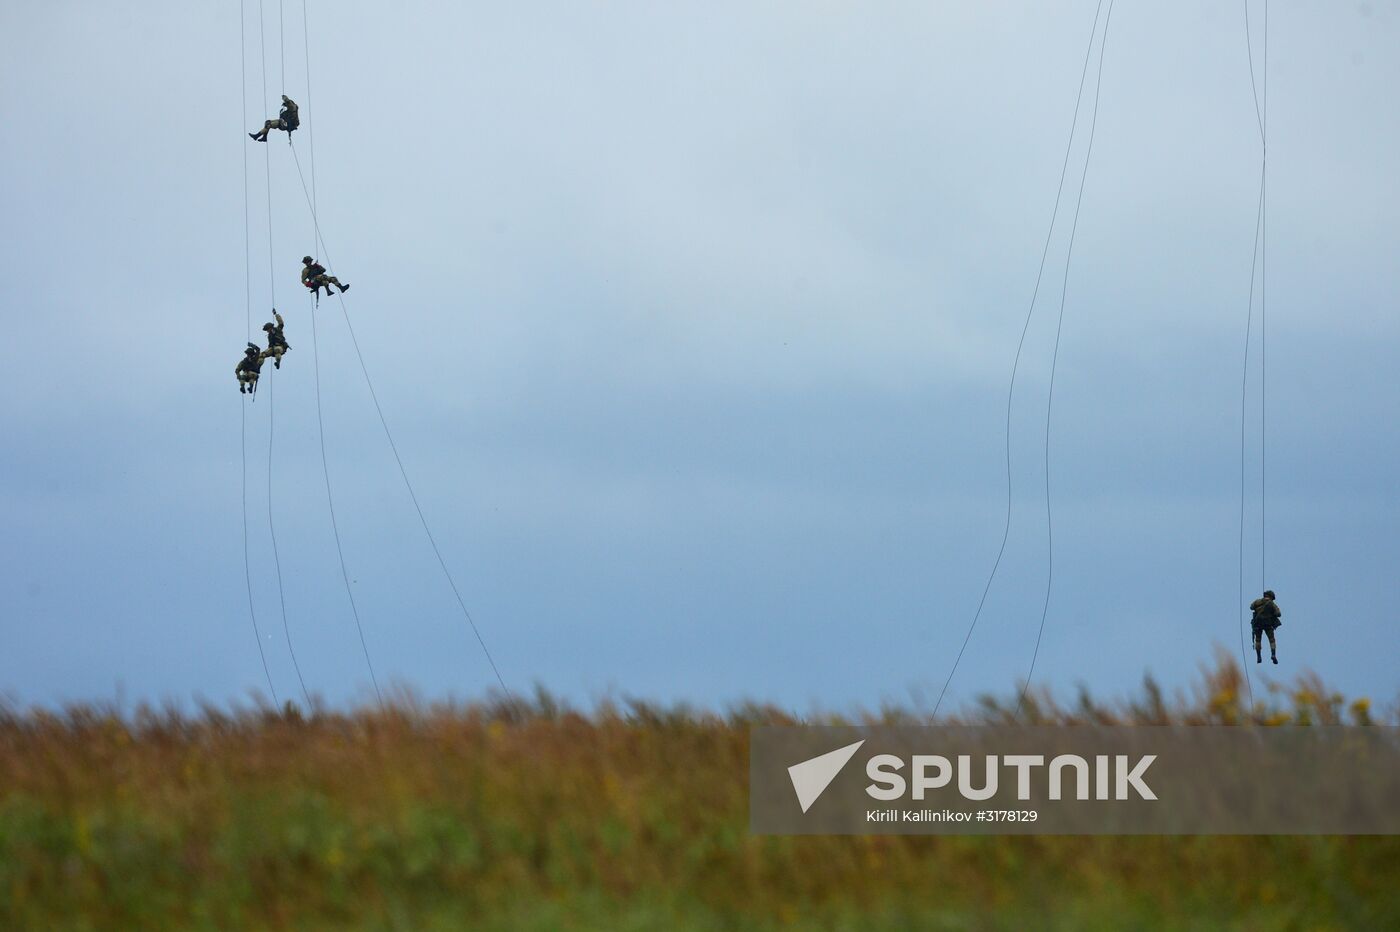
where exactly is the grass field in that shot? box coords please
[1,657,1396,930]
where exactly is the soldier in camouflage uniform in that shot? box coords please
[1249,590,1282,664]
[250,95,300,142]
[260,310,289,369]
[300,256,349,300]
[236,343,264,394]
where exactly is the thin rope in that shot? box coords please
[278,0,286,94]
[267,376,311,706]
[302,0,317,215]
[1018,0,1116,718]
[291,5,380,706]
[258,0,276,306]
[1260,0,1268,591]
[257,0,305,707]
[1238,0,1271,708]
[1239,175,1264,708]
[1243,0,1265,144]
[241,4,251,350]
[287,141,514,700]
[932,0,1107,720]
[242,405,278,705]
[1246,0,1270,581]
[310,307,384,705]
[241,0,278,706]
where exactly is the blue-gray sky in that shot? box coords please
[2,1,1397,711]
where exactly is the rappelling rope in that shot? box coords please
[278,0,286,96]
[240,0,279,706]
[266,374,311,706]
[301,0,317,215]
[1260,0,1269,594]
[1238,177,1264,709]
[309,304,385,706]
[1017,0,1116,718]
[285,1,383,706]
[287,139,514,701]
[1238,0,1269,709]
[258,0,310,706]
[933,0,1108,720]
[258,0,276,307]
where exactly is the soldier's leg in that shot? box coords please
[1266,628,1277,663]
[1252,625,1262,662]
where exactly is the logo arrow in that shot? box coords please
[788,739,866,813]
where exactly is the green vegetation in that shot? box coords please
[1,657,1395,930]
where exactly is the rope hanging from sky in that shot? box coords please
[239,0,279,706]
[1238,0,1269,708]
[933,0,1112,719]
[257,0,309,707]
[1019,0,1117,717]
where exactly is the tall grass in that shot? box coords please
[0,655,1395,930]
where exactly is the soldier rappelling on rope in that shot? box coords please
[249,95,299,142]
[260,310,289,369]
[236,343,264,394]
[1249,590,1282,664]
[301,256,349,301]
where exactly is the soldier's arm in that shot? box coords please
[275,311,285,328]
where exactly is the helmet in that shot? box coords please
[262,322,275,331]
[302,256,314,264]
[1263,590,1275,599]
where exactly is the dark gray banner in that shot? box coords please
[750,726,1400,835]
